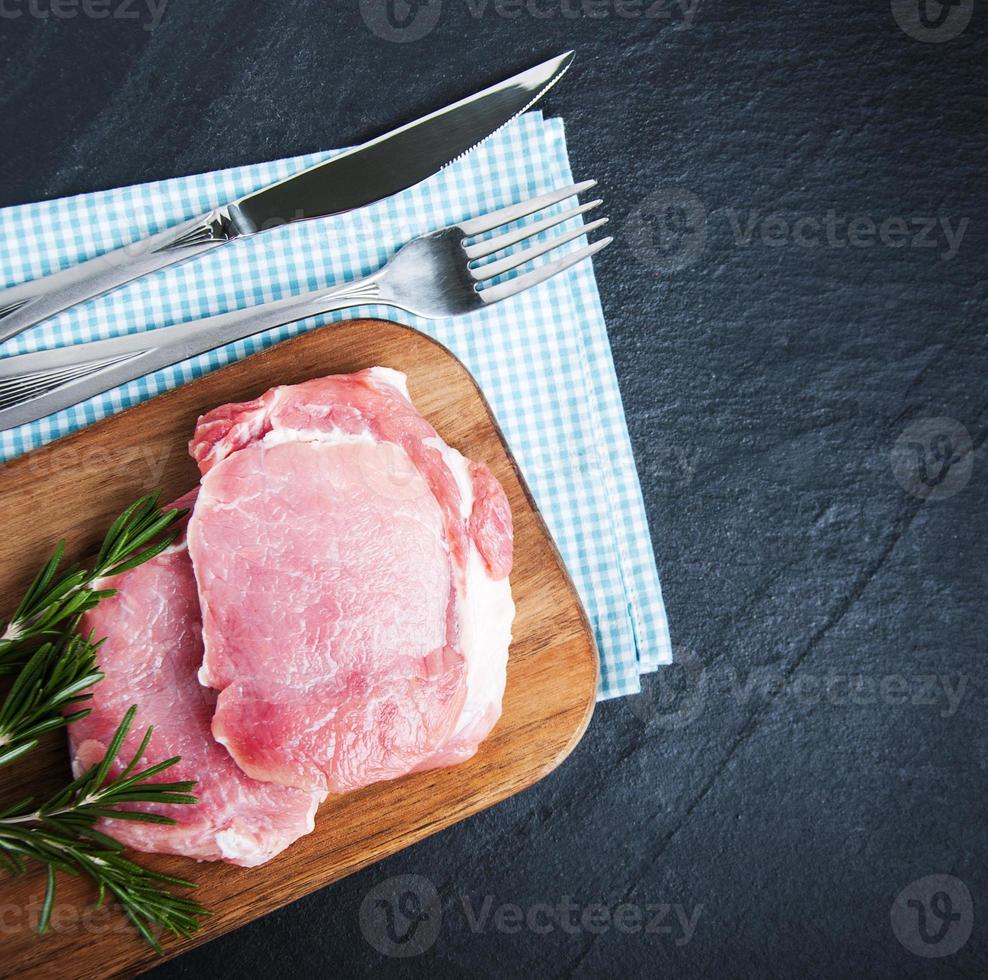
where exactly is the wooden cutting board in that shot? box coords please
[0,320,598,979]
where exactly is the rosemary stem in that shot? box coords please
[2,793,105,825]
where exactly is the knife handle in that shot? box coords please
[0,209,236,346]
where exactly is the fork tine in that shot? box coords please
[479,236,613,306]
[458,180,597,238]
[464,200,603,261]
[471,218,609,282]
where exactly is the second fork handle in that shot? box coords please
[0,274,388,430]
[0,274,387,379]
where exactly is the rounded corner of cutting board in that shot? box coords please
[0,317,600,978]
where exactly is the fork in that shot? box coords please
[0,181,610,431]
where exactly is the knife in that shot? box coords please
[0,51,573,345]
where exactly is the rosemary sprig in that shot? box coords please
[0,493,187,670]
[0,492,209,950]
[0,707,208,950]
[0,631,103,768]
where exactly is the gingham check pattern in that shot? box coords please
[0,112,671,699]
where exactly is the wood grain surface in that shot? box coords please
[0,320,598,979]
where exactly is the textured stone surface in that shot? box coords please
[1,2,985,976]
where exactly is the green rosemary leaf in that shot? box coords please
[38,865,56,935]
[74,825,124,851]
[104,535,179,578]
[82,810,177,824]
[0,846,24,876]
[91,706,137,788]
[116,725,155,781]
[0,742,38,768]
[122,904,162,954]
[0,797,33,820]
[103,793,198,807]
[12,544,64,624]
[137,868,200,891]
[98,495,153,566]
[106,758,189,791]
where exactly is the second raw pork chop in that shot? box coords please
[71,495,323,867]
[188,368,515,794]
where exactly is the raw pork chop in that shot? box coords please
[188,367,514,794]
[70,495,322,867]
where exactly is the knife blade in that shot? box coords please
[0,51,573,344]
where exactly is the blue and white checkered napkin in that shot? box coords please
[0,111,671,699]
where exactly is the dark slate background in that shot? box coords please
[2,1,986,977]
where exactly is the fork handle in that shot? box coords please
[0,210,234,345]
[0,275,385,431]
